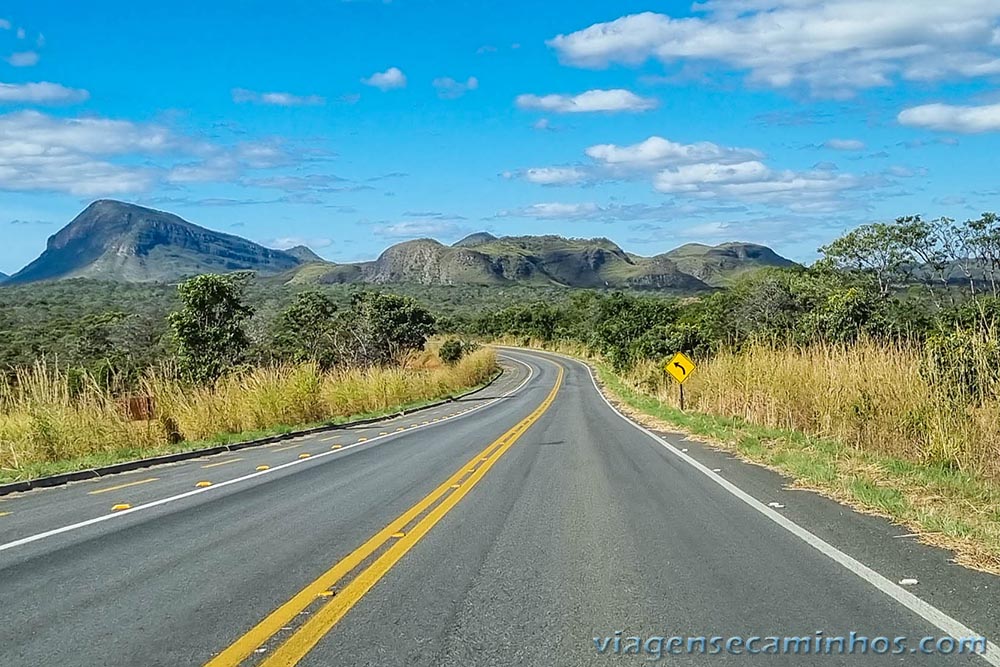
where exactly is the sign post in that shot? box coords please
[664,352,696,410]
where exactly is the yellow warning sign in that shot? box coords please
[665,352,696,384]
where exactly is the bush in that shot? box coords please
[439,338,466,365]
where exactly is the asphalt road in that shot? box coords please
[1,349,998,666]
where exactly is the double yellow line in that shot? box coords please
[206,364,563,667]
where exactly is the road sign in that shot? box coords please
[665,352,696,384]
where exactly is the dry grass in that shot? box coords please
[625,339,1000,482]
[0,348,497,480]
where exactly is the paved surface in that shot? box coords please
[0,349,997,666]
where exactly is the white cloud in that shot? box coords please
[362,67,407,90]
[377,220,466,238]
[7,51,39,67]
[432,76,478,99]
[548,3,1000,96]
[585,136,761,171]
[16,27,24,39]
[823,138,865,151]
[513,134,873,213]
[0,110,295,196]
[506,202,600,219]
[232,88,325,106]
[516,88,657,113]
[0,81,89,105]
[513,167,587,185]
[0,19,9,30]
[898,101,1000,133]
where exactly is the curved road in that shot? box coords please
[0,349,997,666]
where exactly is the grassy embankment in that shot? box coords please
[0,347,497,484]
[502,337,1000,574]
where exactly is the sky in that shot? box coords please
[2,0,1000,273]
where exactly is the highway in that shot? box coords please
[0,349,998,666]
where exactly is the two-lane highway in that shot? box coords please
[0,349,997,666]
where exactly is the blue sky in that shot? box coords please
[2,0,1000,273]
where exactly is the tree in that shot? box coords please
[272,291,339,369]
[168,273,254,384]
[343,292,436,366]
[818,221,915,298]
[439,338,465,365]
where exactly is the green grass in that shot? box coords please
[592,360,1000,573]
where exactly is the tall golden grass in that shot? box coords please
[625,338,1000,481]
[0,348,497,477]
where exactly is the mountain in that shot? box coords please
[662,242,798,287]
[6,202,797,290]
[0,272,8,284]
[283,245,327,263]
[7,200,303,284]
[289,234,754,291]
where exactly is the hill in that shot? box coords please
[7,200,303,284]
[285,233,799,291]
[662,242,798,287]
[0,272,8,284]
[5,201,797,290]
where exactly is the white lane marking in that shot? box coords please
[505,347,1000,665]
[0,354,536,554]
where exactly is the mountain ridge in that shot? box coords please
[6,200,798,289]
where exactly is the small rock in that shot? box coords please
[900,578,919,586]
[681,448,688,452]
[767,502,785,509]
[712,468,722,472]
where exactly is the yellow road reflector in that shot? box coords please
[0,511,10,517]
[396,427,405,432]
[665,352,696,384]
[449,484,460,489]
[357,437,368,442]
[331,445,343,450]
[195,481,212,488]
[110,504,131,512]
[379,432,388,435]
[256,465,270,471]
[88,477,158,495]
[318,590,335,598]
[298,453,311,459]
[391,532,405,538]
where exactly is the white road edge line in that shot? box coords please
[0,354,535,554]
[509,347,1000,665]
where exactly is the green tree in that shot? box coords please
[168,273,254,384]
[272,291,339,369]
[345,292,436,366]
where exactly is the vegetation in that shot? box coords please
[0,348,497,483]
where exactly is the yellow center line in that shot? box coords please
[205,364,563,667]
[201,458,243,469]
[87,477,159,495]
[0,512,10,518]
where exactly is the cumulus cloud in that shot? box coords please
[0,110,296,196]
[585,136,762,171]
[433,76,478,99]
[232,88,325,106]
[898,101,1000,133]
[823,138,865,151]
[362,67,407,90]
[376,219,468,238]
[513,134,878,213]
[516,88,657,113]
[0,19,10,30]
[505,202,600,219]
[504,166,588,185]
[268,237,333,250]
[548,3,1000,96]
[0,81,89,105]
[6,51,39,67]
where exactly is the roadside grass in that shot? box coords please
[594,363,1000,574]
[0,348,498,484]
